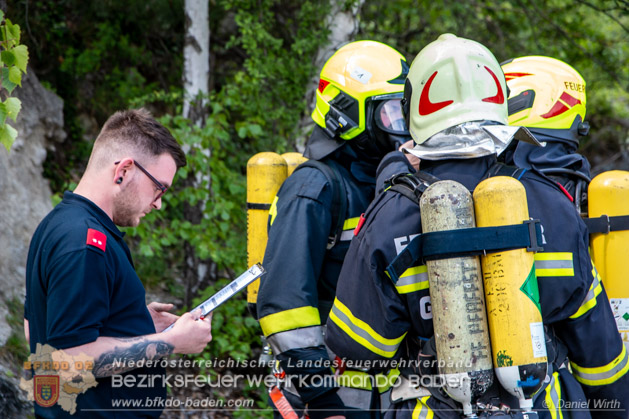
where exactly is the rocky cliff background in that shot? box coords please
[0,69,65,417]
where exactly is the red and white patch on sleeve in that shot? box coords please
[86,228,107,251]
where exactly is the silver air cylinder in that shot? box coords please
[420,180,494,417]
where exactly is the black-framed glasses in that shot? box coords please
[114,160,167,201]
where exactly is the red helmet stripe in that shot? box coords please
[503,72,533,82]
[418,71,453,115]
[559,91,582,107]
[541,101,569,119]
[318,79,330,93]
[481,66,505,104]
[541,91,582,119]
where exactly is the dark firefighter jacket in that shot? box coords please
[504,126,592,207]
[325,152,629,419]
[256,141,380,417]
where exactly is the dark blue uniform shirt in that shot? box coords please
[25,191,166,418]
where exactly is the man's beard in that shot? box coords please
[112,181,142,227]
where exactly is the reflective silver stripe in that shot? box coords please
[397,270,428,288]
[417,406,431,419]
[337,386,373,409]
[340,229,354,242]
[572,348,629,384]
[535,260,573,270]
[414,397,433,419]
[330,304,401,355]
[267,326,324,354]
[339,217,360,242]
[545,373,561,418]
[580,269,601,306]
[380,388,392,412]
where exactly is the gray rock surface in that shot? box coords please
[0,68,65,417]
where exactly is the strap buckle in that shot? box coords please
[602,214,611,234]
[524,219,544,252]
[326,235,337,250]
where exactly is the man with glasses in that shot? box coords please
[23,109,214,418]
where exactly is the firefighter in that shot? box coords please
[256,40,412,418]
[501,55,592,213]
[502,57,629,350]
[325,34,629,418]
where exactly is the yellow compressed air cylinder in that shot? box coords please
[473,176,547,412]
[420,180,494,417]
[589,170,629,348]
[247,152,288,304]
[281,152,308,176]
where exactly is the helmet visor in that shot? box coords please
[374,99,409,135]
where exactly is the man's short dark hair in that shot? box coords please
[96,108,187,168]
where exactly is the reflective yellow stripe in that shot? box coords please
[535,252,574,277]
[343,217,360,230]
[571,345,629,386]
[412,396,434,419]
[329,298,406,358]
[259,306,320,337]
[381,368,400,393]
[395,265,429,294]
[269,196,279,226]
[569,265,602,319]
[544,372,563,419]
[340,217,361,241]
[334,368,399,392]
[337,370,373,391]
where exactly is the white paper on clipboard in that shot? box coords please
[162,263,265,332]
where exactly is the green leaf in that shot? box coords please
[138,242,155,257]
[0,103,6,126]
[5,20,21,45]
[1,68,17,94]
[249,124,263,136]
[237,126,247,138]
[0,124,18,152]
[8,66,22,86]
[4,97,21,122]
[12,45,29,73]
[1,50,16,66]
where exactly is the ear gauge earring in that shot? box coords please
[116,178,123,184]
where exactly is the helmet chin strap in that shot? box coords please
[349,132,382,165]
[350,130,410,164]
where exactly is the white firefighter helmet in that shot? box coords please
[403,33,508,146]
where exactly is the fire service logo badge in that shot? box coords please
[34,375,60,407]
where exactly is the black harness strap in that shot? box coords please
[247,202,272,210]
[384,163,543,285]
[386,171,442,205]
[583,214,629,234]
[386,221,543,284]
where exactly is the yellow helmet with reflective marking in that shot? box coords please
[501,56,587,131]
[312,40,409,144]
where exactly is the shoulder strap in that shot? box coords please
[536,167,591,213]
[538,167,591,183]
[387,162,524,206]
[293,160,347,249]
[386,171,442,204]
[483,161,527,181]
